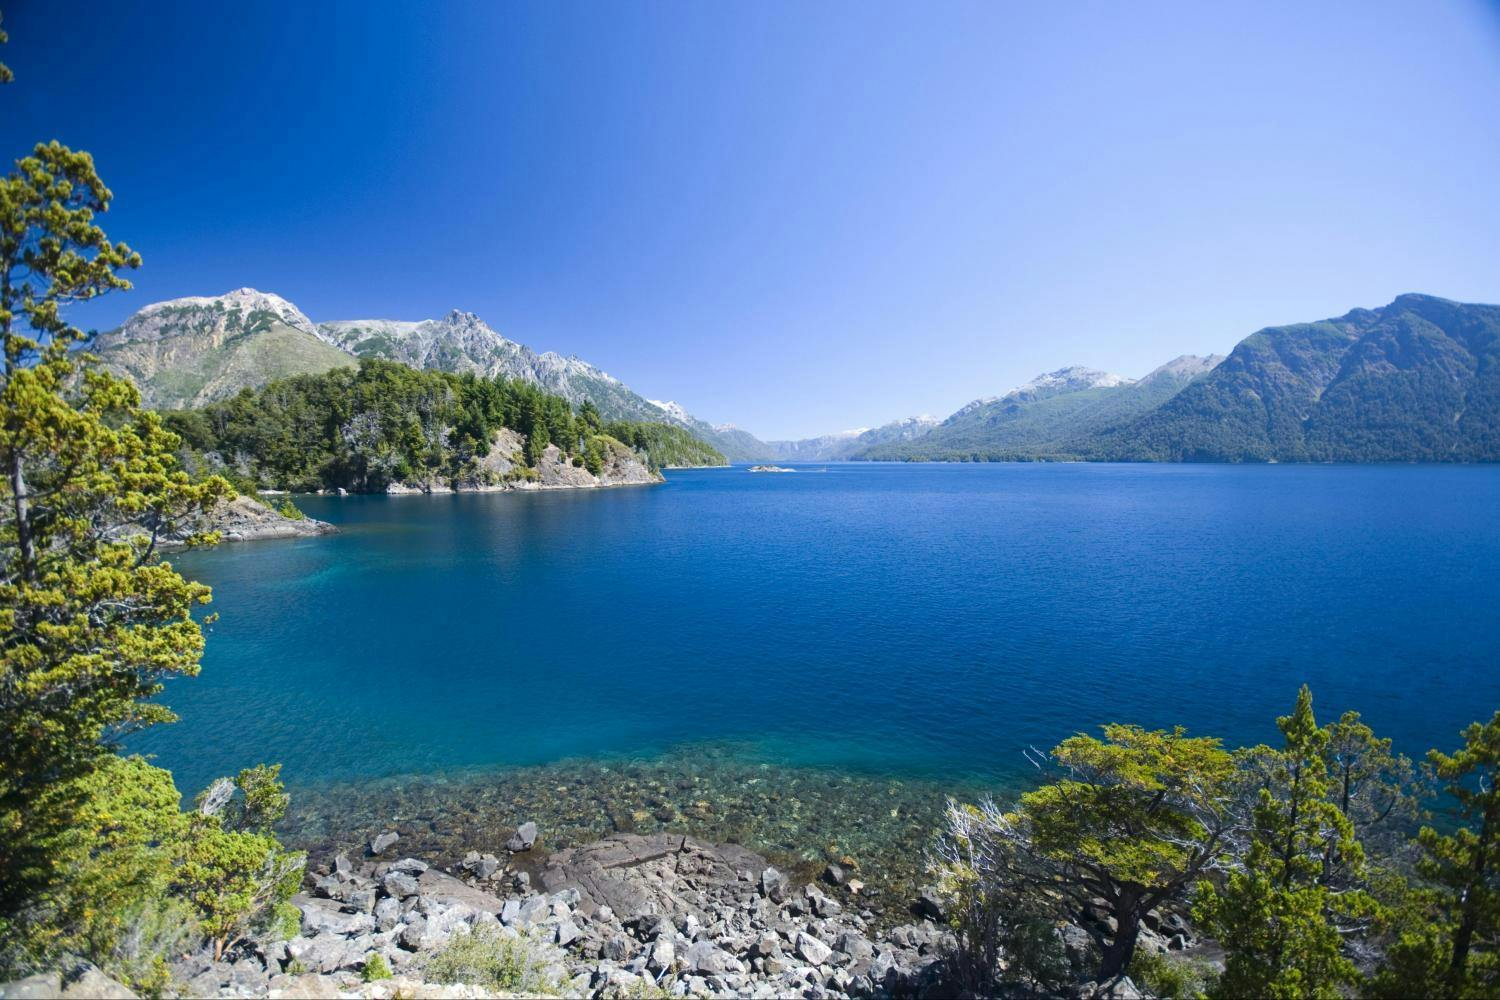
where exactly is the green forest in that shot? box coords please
[160,359,725,494]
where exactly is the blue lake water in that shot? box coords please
[141,462,1500,810]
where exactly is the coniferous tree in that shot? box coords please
[1195,686,1371,998]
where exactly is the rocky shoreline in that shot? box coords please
[65,823,1185,999]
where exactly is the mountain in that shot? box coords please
[765,415,942,462]
[92,290,769,461]
[859,361,1221,461]
[90,288,355,409]
[316,314,772,461]
[1084,294,1500,462]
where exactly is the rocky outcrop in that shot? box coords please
[386,438,660,494]
[155,495,336,547]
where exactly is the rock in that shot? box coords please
[374,896,401,932]
[760,866,789,902]
[287,932,361,974]
[555,918,581,947]
[795,931,833,967]
[647,938,675,974]
[804,884,842,917]
[914,887,946,922]
[389,857,428,875]
[603,934,632,961]
[382,870,420,899]
[0,973,63,999]
[822,863,847,886]
[751,931,781,958]
[515,894,551,927]
[296,896,375,937]
[835,931,874,963]
[685,940,734,975]
[507,821,539,852]
[368,830,400,855]
[57,968,137,1000]
[346,886,377,913]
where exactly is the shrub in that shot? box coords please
[363,952,393,982]
[423,925,560,995]
[1128,950,1218,999]
[276,499,306,520]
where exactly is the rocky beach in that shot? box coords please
[32,821,1192,999]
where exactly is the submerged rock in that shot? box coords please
[506,821,539,852]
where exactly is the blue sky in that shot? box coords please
[5,1,1500,439]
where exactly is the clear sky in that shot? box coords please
[5,1,1500,439]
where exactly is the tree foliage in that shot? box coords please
[161,359,724,492]
[1195,687,1371,998]
[0,137,231,926]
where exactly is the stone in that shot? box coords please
[759,866,789,902]
[507,821,539,852]
[914,887,946,922]
[500,898,522,925]
[374,896,402,932]
[347,887,377,914]
[647,937,675,974]
[804,884,842,917]
[835,930,874,963]
[297,896,375,937]
[751,931,781,958]
[795,930,833,967]
[474,853,501,878]
[382,870,419,899]
[822,863,847,886]
[287,932,361,973]
[516,894,551,926]
[333,853,354,876]
[389,857,428,875]
[368,830,399,855]
[60,968,136,999]
[555,918,581,947]
[0,973,62,999]
[685,940,734,975]
[603,934,632,961]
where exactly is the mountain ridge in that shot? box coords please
[91,289,771,462]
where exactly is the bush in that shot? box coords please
[363,952,393,982]
[1129,950,1218,999]
[276,499,306,520]
[423,925,560,995]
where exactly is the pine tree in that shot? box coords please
[0,139,229,930]
[1195,686,1370,998]
[1376,712,1500,996]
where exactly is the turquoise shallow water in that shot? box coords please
[140,463,1500,802]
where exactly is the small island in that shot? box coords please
[748,465,796,473]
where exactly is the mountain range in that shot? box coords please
[91,290,1500,464]
[90,289,770,461]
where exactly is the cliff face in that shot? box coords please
[384,431,661,494]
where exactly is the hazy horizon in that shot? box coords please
[6,0,1500,438]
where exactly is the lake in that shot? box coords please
[139,463,1500,886]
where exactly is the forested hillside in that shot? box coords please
[1085,294,1500,462]
[162,359,724,493]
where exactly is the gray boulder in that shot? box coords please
[382,870,419,899]
[507,821,539,852]
[685,940,734,975]
[796,930,833,967]
[368,830,399,855]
